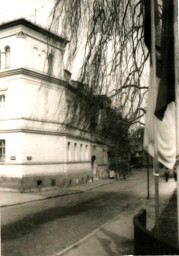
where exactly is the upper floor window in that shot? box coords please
[47,53,53,75]
[0,140,5,162]
[0,95,5,115]
[5,46,10,69]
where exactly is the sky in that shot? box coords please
[0,0,84,79]
[0,0,150,95]
[0,0,54,28]
[0,0,150,127]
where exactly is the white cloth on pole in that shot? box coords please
[144,76,176,170]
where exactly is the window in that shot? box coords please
[47,53,53,75]
[67,142,71,161]
[0,140,5,162]
[85,145,88,160]
[5,46,10,69]
[74,143,77,160]
[0,95,5,115]
[80,144,83,160]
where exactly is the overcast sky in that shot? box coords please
[0,0,54,28]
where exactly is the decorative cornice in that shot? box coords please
[0,68,90,99]
[0,127,107,145]
[0,161,91,165]
[16,31,26,39]
[0,128,67,136]
[0,19,69,44]
[66,161,91,164]
[0,68,68,87]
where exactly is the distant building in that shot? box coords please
[130,128,152,168]
[0,19,111,192]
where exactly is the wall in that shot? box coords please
[91,143,109,178]
[0,75,67,129]
[0,24,65,78]
[0,21,110,191]
[0,132,23,177]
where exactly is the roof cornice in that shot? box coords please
[0,19,69,44]
[0,68,68,86]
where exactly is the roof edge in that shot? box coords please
[0,18,69,44]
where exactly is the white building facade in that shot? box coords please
[0,19,109,192]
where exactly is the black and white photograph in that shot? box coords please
[0,0,178,255]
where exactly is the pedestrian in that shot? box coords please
[164,168,169,182]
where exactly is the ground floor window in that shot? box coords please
[85,145,88,160]
[80,144,83,160]
[0,95,5,115]
[0,140,5,162]
[74,143,77,160]
[67,142,71,161]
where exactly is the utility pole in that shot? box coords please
[174,0,179,246]
[151,0,160,231]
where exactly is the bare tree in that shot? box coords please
[48,0,150,126]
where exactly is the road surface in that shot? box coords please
[2,171,152,256]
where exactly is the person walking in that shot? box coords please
[164,168,170,182]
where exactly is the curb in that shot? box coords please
[1,179,118,208]
[53,181,175,256]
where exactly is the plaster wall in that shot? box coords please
[0,132,24,177]
[0,24,65,77]
[21,133,65,163]
[0,75,66,128]
[23,35,64,78]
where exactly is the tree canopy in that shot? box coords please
[49,0,150,126]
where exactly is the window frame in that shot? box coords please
[74,143,77,161]
[85,145,88,160]
[67,142,71,161]
[5,46,10,69]
[80,144,83,161]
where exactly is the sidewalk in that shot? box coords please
[0,178,117,207]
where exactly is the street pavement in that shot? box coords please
[54,172,176,256]
[1,169,177,256]
[0,178,116,208]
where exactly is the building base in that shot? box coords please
[0,171,93,193]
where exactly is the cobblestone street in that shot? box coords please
[1,170,176,256]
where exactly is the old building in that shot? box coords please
[0,19,110,192]
[130,128,152,168]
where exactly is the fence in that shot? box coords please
[133,209,179,255]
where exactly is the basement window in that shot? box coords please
[37,180,42,186]
[51,179,56,186]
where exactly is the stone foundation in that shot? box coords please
[0,171,93,192]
